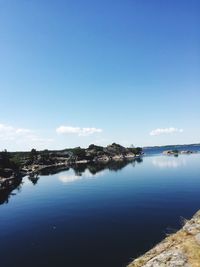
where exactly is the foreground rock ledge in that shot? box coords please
[128,210,200,267]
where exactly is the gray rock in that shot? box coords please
[142,249,190,267]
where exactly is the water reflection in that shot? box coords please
[72,159,139,176]
[28,174,40,185]
[59,159,143,184]
[152,156,187,168]
[58,169,106,184]
[70,158,142,177]
[0,158,142,205]
[0,177,22,205]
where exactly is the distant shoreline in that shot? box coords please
[143,143,200,149]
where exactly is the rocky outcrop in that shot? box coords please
[163,150,196,156]
[0,144,143,180]
[128,211,200,267]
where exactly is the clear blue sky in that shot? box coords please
[0,0,199,151]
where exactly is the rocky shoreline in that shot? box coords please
[0,143,143,182]
[128,210,200,267]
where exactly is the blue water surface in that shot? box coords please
[0,154,200,267]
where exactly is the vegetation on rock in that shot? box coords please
[0,143,143,179]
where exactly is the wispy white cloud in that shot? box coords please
[0,124,31,141]
[0,123,53,149]
[56,125,103,136]
[150,127,183,136]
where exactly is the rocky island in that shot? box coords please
[0,143,143,181]
[163,150,197,156]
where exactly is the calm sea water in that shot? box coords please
[0,154,200,267]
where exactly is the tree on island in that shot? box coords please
[129,147,142,155]
[0,150,20,173]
